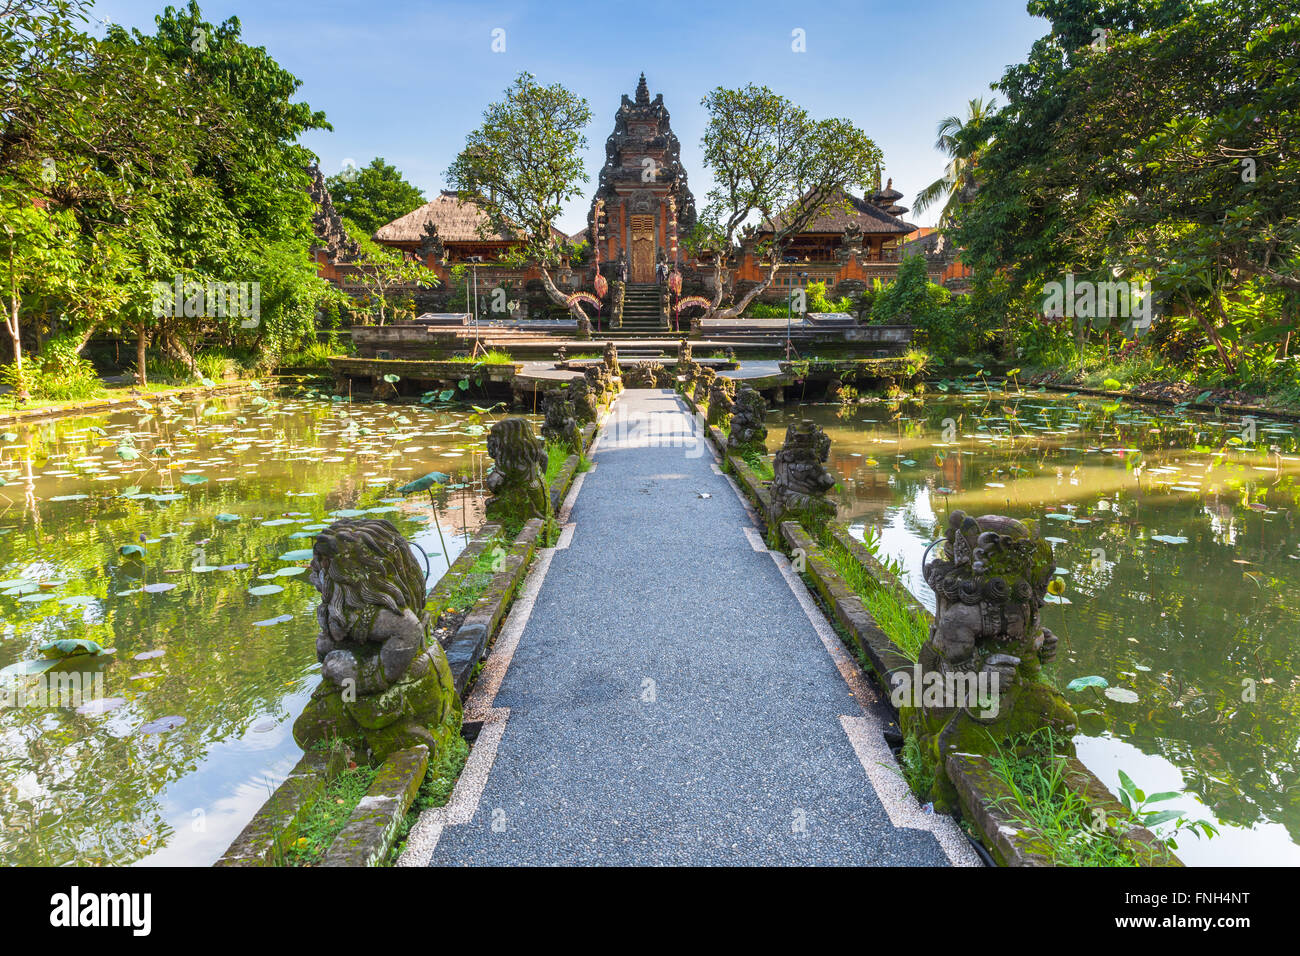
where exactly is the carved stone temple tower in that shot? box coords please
[586,73,697,285]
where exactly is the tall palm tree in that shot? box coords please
[912,97,997,225]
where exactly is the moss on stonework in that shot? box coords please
[294,646,463,763]
[283,763,377,866]
[385,732,471,865]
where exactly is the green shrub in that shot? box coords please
[743,301,790,318]
[145,356,196,385]
[283,763,378,865]
[278,340,346,369]
[0,341,105,403]
[195,351,240,381]
[444,349,515,365]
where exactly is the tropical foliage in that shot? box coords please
[325,157,427,236]
[690,84,882,320]
[911,96,996,226]
[445,73,594,323]
[0,0,350,391]
[950,0,1300,401]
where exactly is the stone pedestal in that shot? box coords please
[294,647,462,761]
[902,511,1077,812]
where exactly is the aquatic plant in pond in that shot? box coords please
[0,389,527,865]
[768,392,1300,865]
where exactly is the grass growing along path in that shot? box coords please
[985,729,1168,867]
[283,762,378,866]
[386,733,471,865]
[813,526,929,661]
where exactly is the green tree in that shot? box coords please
[1,0,334,386]
[342,223,436,325]
[911,97,997,226]
[446,73,593,325]
[695,84,882,319]
[955,0,1299,378]
[0,200,80,399]
[326,158,426,235]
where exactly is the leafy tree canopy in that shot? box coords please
[696,83,882,318]
[954,0,1299,374]
[444,73,592,323]
[326,158,427,236]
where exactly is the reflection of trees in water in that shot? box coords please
[777,395,1300,839]
[0,394,497,865]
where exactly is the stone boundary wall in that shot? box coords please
[1040,382,1300,423]
[0,381,256,425]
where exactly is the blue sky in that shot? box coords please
[88,0,1048,231]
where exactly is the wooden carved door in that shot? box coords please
[629,215,655,283]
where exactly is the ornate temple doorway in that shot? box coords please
[629,215,656,283]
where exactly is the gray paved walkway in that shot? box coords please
[425,390,968,866]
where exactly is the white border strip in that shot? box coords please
[769,548,982,867]
[396,398,620,866]
[396,546,557,867]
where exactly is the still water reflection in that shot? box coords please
[0,389,504,865]
[769,392,1300,866]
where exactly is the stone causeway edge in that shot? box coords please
[688,391,1180,868]
[214,413,600,866]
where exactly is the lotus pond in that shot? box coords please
[0,387,507,866]
[768,391,1300,866]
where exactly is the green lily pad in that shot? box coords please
[1066,675,1110,692]
[398,471,450,494]
[1,658,60,679]
[39,637,108,659]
